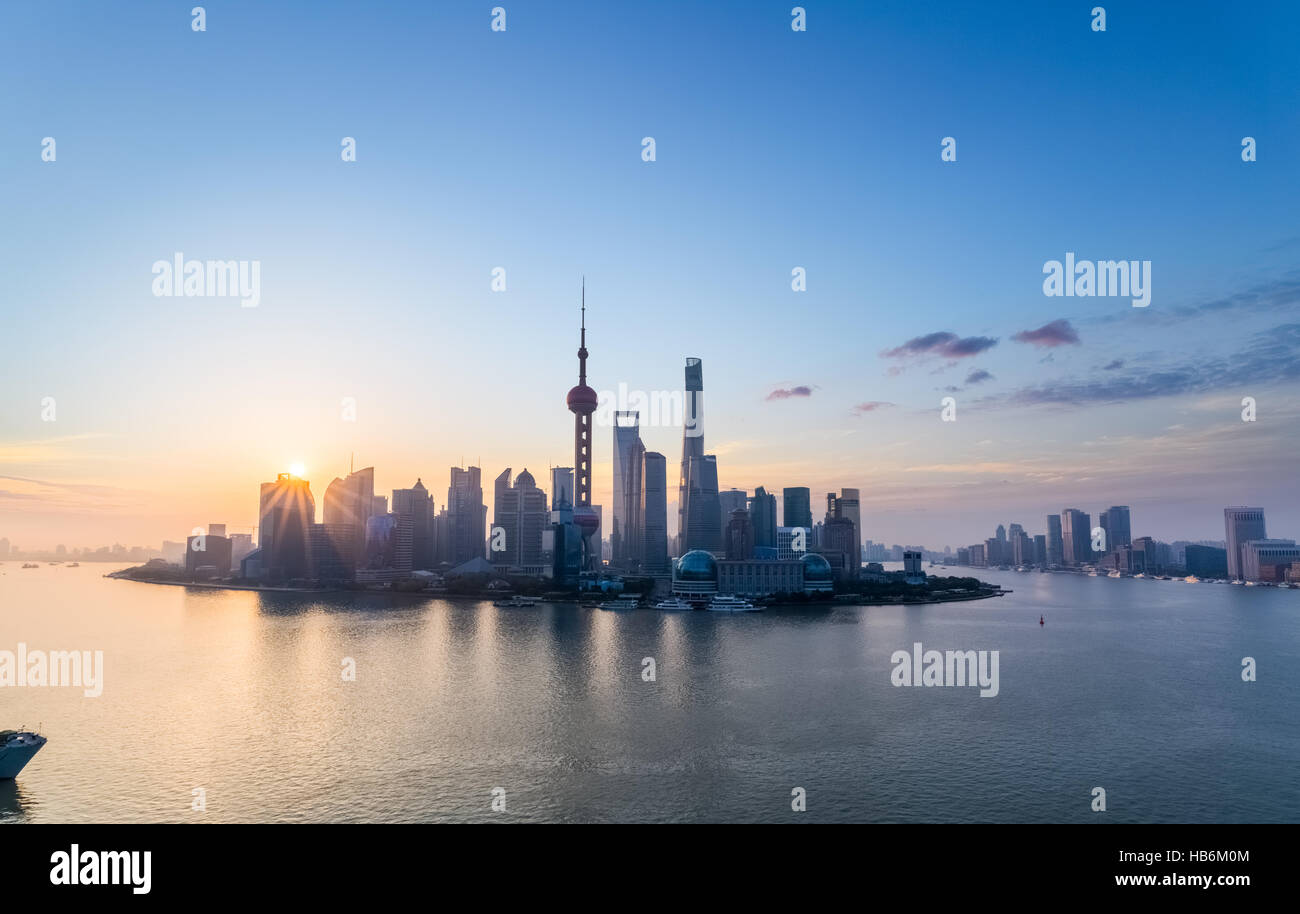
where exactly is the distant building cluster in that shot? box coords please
[948,504,1298,583]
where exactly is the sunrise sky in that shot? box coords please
[2,1,1298,551]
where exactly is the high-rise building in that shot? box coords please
[678,358,722,555]
[550,467,574,509]
[1060,508,1091,565]
[1224,507,1267,580]
[1033,534,1047,566]
[257,472,315,581]
[612,411,646,570]
[324,465,375,558]
[724,508,755,560]
[821,516,858,580]
[749,487,777,551]
[1046,514,1063,565]
[783,487,812,530]
[1103,506,1131,549]
[565,287,601,569]
[642,452,669,574]
[447,465,486,564]
[392,479,434,570]
[719,489,748,519]
[825,489,861,575]
[491,468,549,569]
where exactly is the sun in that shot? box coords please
[289,462,306,478]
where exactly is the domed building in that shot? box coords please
[672,549,718,599]
[801,552,835,593]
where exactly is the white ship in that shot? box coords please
[707,594,760,612]
[0,730,46,779]
[492,595,536,607]
[653,597,693,611]
[599,595,641,610]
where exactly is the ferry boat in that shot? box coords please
[707,594,760,612]
[599,595,641,611]
[1183,575,1201,584]
[0,730,46,779]
[652,597,693,611]
[492,595,536,607]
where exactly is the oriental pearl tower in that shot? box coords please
[566,280,601,570]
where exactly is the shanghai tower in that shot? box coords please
[677,357,721,555]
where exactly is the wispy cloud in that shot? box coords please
[1012,318,1080,348]
[988,322,1300,408]
[851,401,894,416]
[880,331,998,363]
[766,385,814,401]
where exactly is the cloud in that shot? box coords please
[990,323,1300,408]
[766,385,814,401]
[851,401,894,415]
[1012,318,1080,348]
[880,331,998,362]
[1102,358,1125,371]
[964,369,994,385]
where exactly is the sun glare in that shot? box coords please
[289,462,306,478]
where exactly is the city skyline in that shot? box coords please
[3,1,1298,550]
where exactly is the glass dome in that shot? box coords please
[801,552,833,582]
[675,550,718,582]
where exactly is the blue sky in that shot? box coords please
[1,0,1298,550]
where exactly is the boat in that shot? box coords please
[67,562,80,567]
[21,563,38,569]
[652,597,693,611]
[1087,571,1099,577]
[707,594,760,612]
[0,730,46,779]
[1133,573,1146,579]
[599,595,641,611]
[1108,570,1122,578]
[1183,575,1200,584]
[492,595,536,607]
[1039,615,1044,626]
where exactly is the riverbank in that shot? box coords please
[106,569,1008,607]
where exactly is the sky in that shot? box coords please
[1,0,1298,552]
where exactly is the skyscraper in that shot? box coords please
[642,452,669,574]
[677,358,722,555]
[724,508,755,560]
[612,411,646,570]
[565,286,601,569]
[1046,514,1063,565]
[1103,506,1131,549]
[783,487,812,530]
[492,468,549,568]
[258,472,315,581]
[324,465,374,558]
[719,489,748,519]
[1224,507,1267,580]
[392,478,434,569]
[447,465,486,564]
[749,486,777,551]
[550,467,574,509]
[1061,508,1091,565]
[825,489,861,574]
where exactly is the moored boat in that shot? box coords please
[0,730,46,779]
[707,594,760,612]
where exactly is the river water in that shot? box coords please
[1,563,1296,822]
